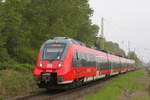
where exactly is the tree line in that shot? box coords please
[0,0,140,68]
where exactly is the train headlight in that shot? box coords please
[58,61,63,68]
[39,61,42,67]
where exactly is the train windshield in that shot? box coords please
[42,43,66,61]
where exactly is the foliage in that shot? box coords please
[95,37,126,57]
[95,37,105,50]
[13,46,37,64]
[0,69,40,100]
[0,0,140,69]
[8,63,33,72]
[105,41,126,57]
[127,51,141,67]
[0,0,99,67]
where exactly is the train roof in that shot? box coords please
[45,37,135,62]
[45,37,86,47]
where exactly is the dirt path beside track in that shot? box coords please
[117,68,150,100]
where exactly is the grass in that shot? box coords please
[130,96,150,100]
[0,64,40,100]
[82,70,149,100]
[0,66,149,100]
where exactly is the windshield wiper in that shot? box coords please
[56,50,62,60]
[48,58,59,62]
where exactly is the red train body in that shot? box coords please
[33,37,135,89]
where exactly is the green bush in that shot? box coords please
[0,48,10,70]
[0,70,39,100]
[0,48,10,62]
[13,46,37,64]
[8,63,33,72]
[0,62,10,70]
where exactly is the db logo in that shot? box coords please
[47,64,52,68]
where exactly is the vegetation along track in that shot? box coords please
[7,72,135,100]
[8,76,111,100]
[145,67,150,76]
[145,67,150,96]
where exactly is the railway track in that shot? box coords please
[7,77,108,100]
[7,71,135,100]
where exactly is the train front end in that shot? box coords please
[33,39,73,89]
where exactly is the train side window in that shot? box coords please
[78,52,81,60]
[82,53,86,67]
[110,61,113,69]
[124,63,127,67]
[105,61,109,70]
[76,51,79,60]
[92,55,96,67]
[72,51,80,67]
[80,53,84,67]
[86,54,90,67]
[84,53,87,67]
[89,54,92,66]
[90,54,92,66]
[115,62,117,69]
[72,52,77,67]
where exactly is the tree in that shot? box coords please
[0,1,10,63]
[127,51,141,67]
[0,0,99,64]
[95,37,126,57]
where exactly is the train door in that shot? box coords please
[95,56,100,77]
[75,50,80,78]
[107,54,112,73]
[119,57,122,72]
[72,50,79,79]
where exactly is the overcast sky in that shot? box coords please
[89,0,150,63]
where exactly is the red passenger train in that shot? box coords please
[33,37,135,89]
